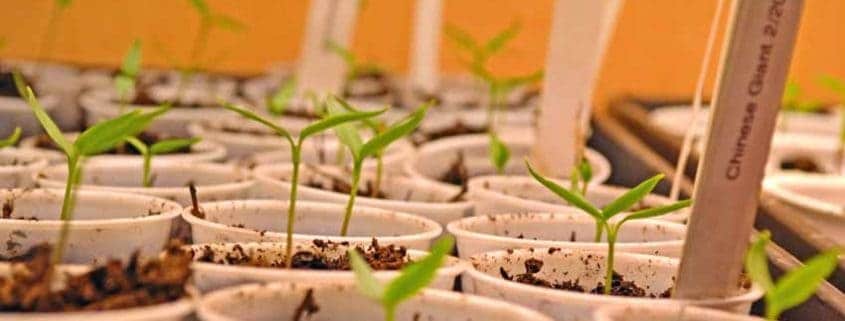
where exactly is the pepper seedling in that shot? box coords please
[14,72,169,264]
[125,136,200,187]
[114,40,143,111]
[326,41,385,82]
[568,158,594,196]
[332,100,428,236]
[266,77,297,116]
[349,236,454,321]
[222,99,385,268]
[445,22,544,129]
[488,132,509,174]
[334,99,390,197]
[818,75,845,174]
[745,230,840,320]
[525,159,692,295]
[0,127,21,149]
[179,0,246,96]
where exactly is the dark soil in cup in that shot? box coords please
[0,242,190,312]
[780,156,822,173]
[303,177,388,199]
[343,70,394,100]
[0,71,35,98]
[497,257,672,298]
[192,238,410,271]
[412,121,488,145]
[440,152,470,187]
[34,131,193,155]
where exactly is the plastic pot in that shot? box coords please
[463,248,763,321]
[252,164,472,226]
[0,148,48,188]
[447,213,686,258]
[3,60,83,131]
[0,188,182,264]
[35,162,253,205]
[197,281,554,321]
[404,134,612,195]
[0,94,60,137]
[765,133,840,174]
[763,174,845,243]
[467,175,689,223]
[183,200,442,250]
[19,132,227,165]
[187,241,467,292]
[594,305,765,321]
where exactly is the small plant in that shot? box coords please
[114,40,143,110]
[222,99,385,268]
[0,127,21,149]
[349,236,454,321]
[818,75,845,173]
[445,22,544,128]
[14,72,168,265]
[745,231,840,320]
[326,41,385,82]
[332,100,428,236]
[525,159,692,295]
[180,0,245,96]
[335,100,390,197]
[568,158,593,196]
[781,80,823,113]
[266,77,297,116]
[488,132,509,174]
[125,136,200,187]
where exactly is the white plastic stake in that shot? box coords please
[530,0,622,175]
[297,0,361,95]
[409,0,442,95]
[674,0,805,299]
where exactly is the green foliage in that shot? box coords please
[781,80,822,113]
[488,133,510,174]
[569,158,594,196]
[115,40,143,104]
[746,231,841,320]
[267,77,297,116]
[126,136,200,187]
[350,236,455,321]
[55,0,73,10]
[325,41,384,80]
[526,159,692,294]
[0,127,22,149]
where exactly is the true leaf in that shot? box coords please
[125,136,149,156]
[334,94,384,133]
[525,159,602,219]
[300,101,386,140]
[0,127,21,148]
[601,174,664,220]
[222,101,293,141]
[745,231,775,292]
[381,237,454,308]
[120,40,143,77]
[444,24,480,54]
[578,159,593,184]
[150,137,200,155]
[359,106,427,160]
[348,248,385,300]
[484,22,522,55]
[13,72,73,155]
[619,199,692,225]
[267,77,297,116]
[767,248,841,319]
[488,133,510,174]
[75,106,168,156]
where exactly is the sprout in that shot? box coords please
[445,22,543,129]
[14,71,168,264]
[349,236,454,321]
[125,136,200,187]
[222,100,385,268]
[0,127,22,149]
[114,40,143,110]
[745,231,840,320]
[569,158,593,196]
[525,159,692,295]
[326,41,384,81]
[488,132,509,174]
[180,0,246,96]
[334,99,389,197]
[266,77,297,116]
[332,100,428,236]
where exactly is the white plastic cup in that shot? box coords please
[0,148,48,188]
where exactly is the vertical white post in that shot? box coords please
[530,0,622,176]
[674,0,805,299]
[297,0,361,95]
[409,0,443,95]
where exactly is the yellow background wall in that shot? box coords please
[1,0,843,108]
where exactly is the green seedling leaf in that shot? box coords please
[484,22,522,55]
[56,0,73,9]
[13,72,73,155]
[382,236,454,308]
[525,159,602,219]
[222,101,293,142]
[348,248,385,300]
[601,174,664,219]
[359,106,427,160]
[75,105,169,156]
[0,127,22,148]
[334,97,385,133]
[114,75,135,98]
[500,69,544,92]
[489,133,510,174]
[300,100,386,140]
[619,199,692,225]
[326,40,357,68]
[444,24,480,54]
[578,159,593,184]
[782,80,800,107]
[125,137,148,155]
[120,40,143,77]
[767,248,840,319]
[745,231,775,292]
[189,0,211,16]
[150,137,200,155]
[212,14,246,32]
[267,77,297,116]
[819,75,845,97]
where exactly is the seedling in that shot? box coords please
[818,75,845,173]
[568,158,593,196]
[14,72,168,265]
[125,136,200,187]
[488,132,509,174]
[179,0,245,96]
[266,77,297,116]
[37,0,73,63]
[445,22,544,128]
[526,159,692,295]
[114,40,143,111]
[745,231,840,320]
[349,236,454,321]
[326,41,385,82]
[334,99,390,197]
[332,100,428,236]
[781,80,823,114]
[221,99,385,267]
[0,127,21,149]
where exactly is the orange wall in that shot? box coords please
[1,0,843,107]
